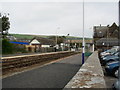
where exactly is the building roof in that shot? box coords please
[109,22,118,33]
[16,38,31,42]
[66,38,82,40]
[30,37,56,46]
[108,22,119,38]
[6,35,17,40]
[93,23,118,39]
[10,41,29,45]
[93,26,108,38]
[96,38,119,46]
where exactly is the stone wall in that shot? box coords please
[64,51,106,88]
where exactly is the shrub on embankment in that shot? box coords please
[2,39,27,54]
[2,39,14,54]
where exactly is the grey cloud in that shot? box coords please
[1,2,118,38]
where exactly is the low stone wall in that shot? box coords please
[2,51,79,74]
[64,51,106,88]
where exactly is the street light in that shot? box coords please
[55,27,60,51]
[67,34,70,51]
[82,0,85,64]
[118,1,120,90]
[56,27,60,45]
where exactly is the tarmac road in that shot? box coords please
[2,54,83,88]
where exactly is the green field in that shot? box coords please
[10,34,49,39]
[10,33,93,40]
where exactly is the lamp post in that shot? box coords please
[0,13,2,35]
[66,34,70,51]
[118,1,120,90]
[56,27,60,44]
[0,13,1,90]
[82,0,85,64]
[55,27,60,51]
[106,25,109,50]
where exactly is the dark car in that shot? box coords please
[105,61,119,78]
[102,55,119,66]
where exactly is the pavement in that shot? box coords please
[2,52,52,57]
[102,67,117,88]
[2,54,83,88]
[64,51,106,88]
[104,75,117,88]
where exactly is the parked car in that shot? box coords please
[100,46,119,57]
[112,80,120,90]
[101,53,119,66]
[105,61,119,78]
[101,52,119,59]
[100,49,112,57]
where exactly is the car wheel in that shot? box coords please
[113,69,118,78]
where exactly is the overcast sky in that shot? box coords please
[0,1,119,38]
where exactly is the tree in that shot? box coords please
[1,14,10,38]
[57,36,66,44]
[48,36,66,44]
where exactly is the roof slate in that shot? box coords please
[94,26,108,38]
[31,37,55,46]
[96,38,119,46]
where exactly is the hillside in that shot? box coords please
[10,33,93,40]
[10,34,48,39]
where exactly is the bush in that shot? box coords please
[2,39,14,54]
[2,39,28,54]
[13,44,28,53]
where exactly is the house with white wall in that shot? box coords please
[29,37,55,48]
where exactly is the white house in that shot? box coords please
[29,37,55,48]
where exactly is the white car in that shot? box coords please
[100,48,119,57]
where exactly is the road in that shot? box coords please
[2,54,83,88]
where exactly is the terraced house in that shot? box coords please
[28,37,55,52]
[93,22,119,50]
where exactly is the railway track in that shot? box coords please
[2,51,79,74]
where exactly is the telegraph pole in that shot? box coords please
[82,0,85,64]
[118,1,120,90]
[56,27,60,45]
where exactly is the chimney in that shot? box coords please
[107,25,109,27]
